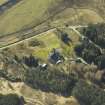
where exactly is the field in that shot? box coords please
[0,0,62,35]
[0,6,103,48]
[0,0,7,5]
[0,0,104,36]
[32,32,61,59]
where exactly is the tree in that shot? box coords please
[23,55,39,67]
[75,40,101,64]
[83,23,105,48]
[72,80,105,105]
[0,94,22,105]
[61,32,72,45]
[95,55,105,69]
[74,43,84,56]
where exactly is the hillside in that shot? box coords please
[0,78,80,105]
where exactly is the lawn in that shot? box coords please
[32,32,61,59]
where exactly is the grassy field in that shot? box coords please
[0,0,7,5]
[32,32,61,59]
[0,0,104,36]
[0,0,62,35]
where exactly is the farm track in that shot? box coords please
[0,28,55,50]
[0,24,103,52]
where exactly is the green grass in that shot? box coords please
[0,0,61,35]
[32,32,61,59]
